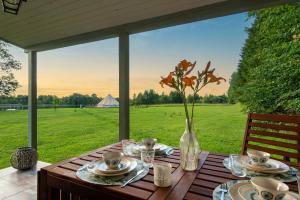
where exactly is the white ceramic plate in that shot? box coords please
[246,159,289,174]
[89,158,138,177]
[129,143,171,156]
[96,157,131,174]
[229,182,248,200]
[238,183,300,200]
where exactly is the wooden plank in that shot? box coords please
[60,163,81,172]
[184,192,212,200]
[70,159,89,166]
[154,157,181,164]
[249,122,299,132]
[166,152,209,200]
[199,169,238,180]
[202,165,231,173]
[61,190,71,200]
[247,136,300,150]
[246,144,300,159]
[50,187,60,200]
[197,174,231,183]
[71,193,80,200]
[248,129,299,140]
[37,170,48,200]
[192,179,220,189]
[207,154,228,160]
[203,161,224,167]
[205,157,224,163]
[241,113,252,154]
[129,180,157,192]
[188,185,213,196]
[47,172,152,200]
[250,113,300,123]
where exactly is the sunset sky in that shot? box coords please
[9,13,251,98]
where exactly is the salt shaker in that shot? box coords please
[153,162,172,187]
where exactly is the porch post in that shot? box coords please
[28,51,37,149]
[119,33,130,140]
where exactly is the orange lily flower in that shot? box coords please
[160,72,174,88]
[178,59,193,71]
[181,76,197,87]
[207,72,226,85]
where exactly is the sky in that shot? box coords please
[9,12,251,98]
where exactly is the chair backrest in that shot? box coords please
[241,113,300,166]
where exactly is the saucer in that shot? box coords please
[97,157,131,174]
[238,183,300,200]
[246,159,289,174]
[229,182,249,200]
[89,158,138,177]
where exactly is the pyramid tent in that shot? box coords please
[96,94,119,108]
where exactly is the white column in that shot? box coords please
[28,51,37,149]
[119,33,130,140]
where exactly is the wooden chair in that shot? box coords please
[241,113,300,167]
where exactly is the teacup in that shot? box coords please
[102,152,123,169]
[250,177,289,200]
[142,138,157,150]
[247,149,270,166]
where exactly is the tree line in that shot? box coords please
[132,89,228,105]
[0,93,102,106]
[228,4,300,114]
[0,90,228,106]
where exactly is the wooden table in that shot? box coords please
[38,143,299,200]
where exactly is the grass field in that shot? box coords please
[0,104,247,169]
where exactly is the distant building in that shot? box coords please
[96,94,119,108]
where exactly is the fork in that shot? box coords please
[220,183,228,200]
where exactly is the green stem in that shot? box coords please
[191,92,196,122]
[182,90,191,133]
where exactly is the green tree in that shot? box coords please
[169,91,183,103]
[0,41,21,96]
[228,4,300,114]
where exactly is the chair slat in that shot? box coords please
[250,113,300,123]
[247,136,300,150]
[249,122,299,132]
[248,129,300,140]
[246,144,300,159]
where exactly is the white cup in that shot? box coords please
[247,149,270,166]
[250,177,289,200]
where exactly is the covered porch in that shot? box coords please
[0,0,297,199]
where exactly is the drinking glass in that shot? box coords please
[229,154,247,177]
[122,139,135,156]
[141,149,155,167]
[296,172,300,195]
[153,162,172,187]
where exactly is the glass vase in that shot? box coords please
[180,119,200,171]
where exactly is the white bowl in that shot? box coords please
[250,177,289,200]
[247,149,270,166]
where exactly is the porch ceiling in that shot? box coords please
[0,0,294,52]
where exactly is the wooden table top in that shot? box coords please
[39,143,299,200]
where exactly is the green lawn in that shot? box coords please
[0,104,247,169]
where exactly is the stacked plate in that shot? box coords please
[245,158,290,174]
[88,157,138,177]
[229,181,300,200]
[128,143,173,157]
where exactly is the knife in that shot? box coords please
[121,169,144,188]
